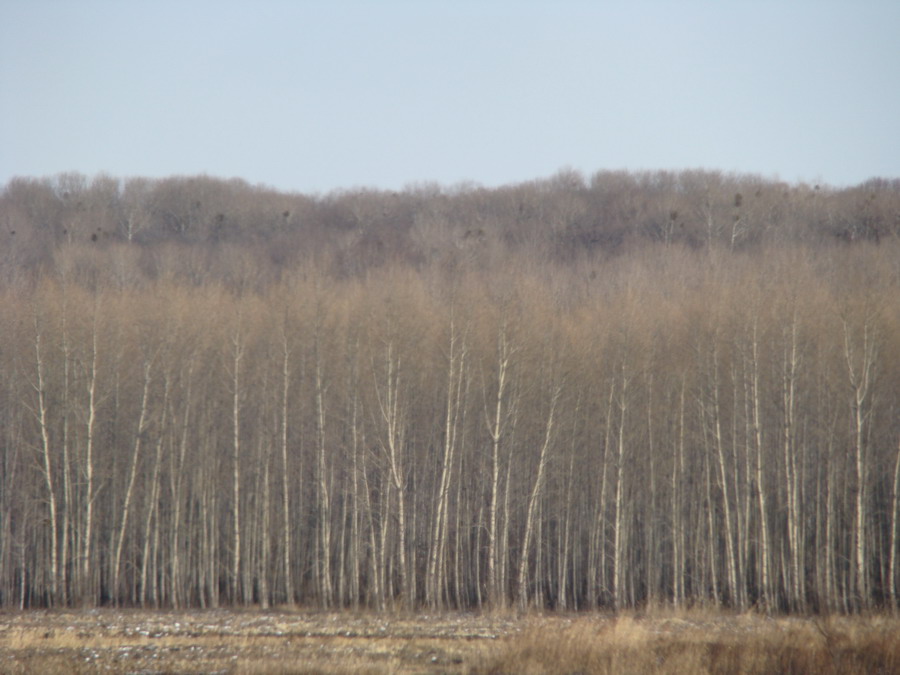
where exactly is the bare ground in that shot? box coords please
[1,608,898,674]
[0,608,522,674]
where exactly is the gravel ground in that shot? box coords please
[0,608,526,674]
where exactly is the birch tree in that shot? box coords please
[517,383,562,609]
[841,303,879,610]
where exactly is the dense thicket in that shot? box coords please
[1,170,899,612]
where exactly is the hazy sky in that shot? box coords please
[2,0,898,193]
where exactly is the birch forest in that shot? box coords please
[1,170,899,613]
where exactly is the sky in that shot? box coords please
[2,0,899,194]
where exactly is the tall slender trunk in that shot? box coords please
[58,300,75,606]
[486,324,513,607]
[613,370,629,611]
[375,341,409,605]
[842,312,877,610]
[427,319,466,608]
[889,436,900,609]
[360,446,383,610]
[314,336,333,607]
[730,362,748,610]
[80,307,99,605]
[169,357,193,610]
[140,378,168,607]
[32,317,60,605]
[279,328,295,604]
[644,375,657,605]
[672,376,687,608]
[592,382,615,607]
[517,385,561,609]
[112,358,152,604]
[749,323,772,609]
[230,327,244,605]
[499,417,515,605]
[709,345,738,607]
[703,434,720,605]
[781,315,802,610]
[348,357,362,608]
[558,411,578,610]
[259,437,271,609]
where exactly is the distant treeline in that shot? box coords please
[1,169,898,288]
[0,170,898,612]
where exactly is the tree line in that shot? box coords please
[2,169,898,289]
[0,171,898,612]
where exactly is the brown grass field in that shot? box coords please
[1,607,899,674]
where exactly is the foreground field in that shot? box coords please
[1,608,899,674]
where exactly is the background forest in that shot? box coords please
[1,170,899,613]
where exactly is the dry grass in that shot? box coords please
[473,610,900,675]
[0,608,898,674]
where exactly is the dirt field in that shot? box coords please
[0,608,520,674]
[1,608,898,674]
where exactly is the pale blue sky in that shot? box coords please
[2,0,898,193]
